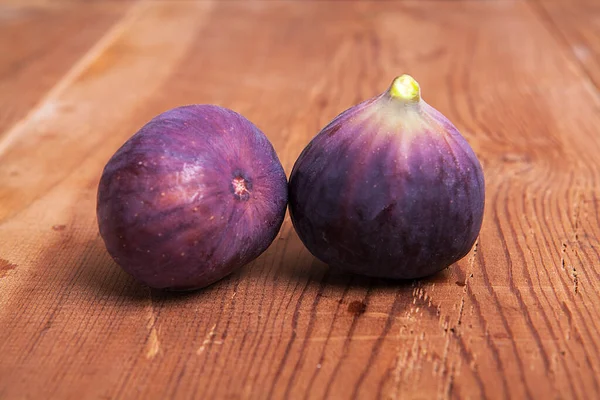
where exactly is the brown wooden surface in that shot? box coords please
[1,1,599,399]
[535,0,600,90]
[0,2,127,134]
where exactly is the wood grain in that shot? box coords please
[1,0,599,399]
[533,0,600,90]
[0,1,127,136]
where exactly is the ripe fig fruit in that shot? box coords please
[289,75,485,279]
[97,105,287,290]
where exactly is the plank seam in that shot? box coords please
[0,0,147,157]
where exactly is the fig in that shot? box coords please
[289,75,484,279]
[97,105,287,290]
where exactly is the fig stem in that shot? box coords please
[389,74,421,103]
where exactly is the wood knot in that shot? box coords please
[0,258,18,279]
[347,300,366,316]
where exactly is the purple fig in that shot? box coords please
[289,75,485,279]
[97,105,287,290]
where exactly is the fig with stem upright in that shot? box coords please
[289,75,485,279]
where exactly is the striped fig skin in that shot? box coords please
[289,79,484,279]
[97,105,287,290]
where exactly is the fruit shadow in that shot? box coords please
[80,234,452,306]
[283,261,452,291]
[77,237,240,305]
[279,235,453,293]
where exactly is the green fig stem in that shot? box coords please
[389,74,421,103]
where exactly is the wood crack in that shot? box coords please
[145,289,160,360]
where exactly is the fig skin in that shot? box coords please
[97,105,287,290]
[289,75,485,279]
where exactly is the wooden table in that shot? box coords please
[1,0,599,398]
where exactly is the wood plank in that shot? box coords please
[0,1,128,136]
[532,0,600,91]
[1,0,599,399]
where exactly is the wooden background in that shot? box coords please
[1,0,599,398]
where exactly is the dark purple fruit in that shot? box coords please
[289,75,485,279]
[97,105,287,290]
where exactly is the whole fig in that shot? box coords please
[289,75,485,279]
[97,105,287,290]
